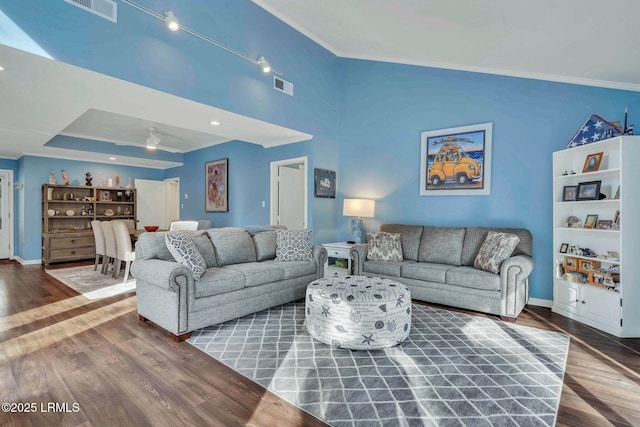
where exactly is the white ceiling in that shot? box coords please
[0,44,312,168]
[254,0,640,91]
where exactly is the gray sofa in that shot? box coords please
[131,227,327,341]
[351,224,534,320]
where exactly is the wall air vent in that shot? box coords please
[64,0,117,23]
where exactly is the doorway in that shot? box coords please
[135,178,180,229]
[270,157,307,229]
[0,170,13,259]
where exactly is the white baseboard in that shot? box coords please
[527,298,553,308]
[13,256,41,265]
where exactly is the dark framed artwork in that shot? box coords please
[205,158,228,212]
[582,152,603,173]
[559,243,569,253]
[584,214,599,229]
[314,168,336,198]
[576,180,601,201]
[420,122,492,196]
[562,185,578,201]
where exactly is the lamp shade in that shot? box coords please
[343,199,375,218]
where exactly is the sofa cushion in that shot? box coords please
[207,228,256,266]
[263,260,316,279]
[445,266,501,291]
[418,226,465,266]
[165,232,207,280]
[275,229,313,262]
[136,231,175,261]
[462,227,532,266]
[379,224,423,261]
[222,262,285,287]
[188,232,217,268]
[252,230,277,261]
[363,260,415,277]
[401,262,455,283]
[474,231,520,274]
[195,267,245,298]
[366,231,403,261]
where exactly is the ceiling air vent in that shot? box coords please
[64,0,117,23]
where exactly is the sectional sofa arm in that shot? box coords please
[131,259,195,292]
[350,244,368,276]
[314,246,328,278]
[500,255,534,317]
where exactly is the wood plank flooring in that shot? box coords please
[1,261,639,426]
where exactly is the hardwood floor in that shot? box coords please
[1,261,639,426]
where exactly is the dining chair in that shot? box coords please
[100,221,118,277]
[112,221,136,282]
[169,220,199,231]
[196,220,211,230]
[91,220,106,272]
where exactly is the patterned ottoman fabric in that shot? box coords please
[305,276,411,350]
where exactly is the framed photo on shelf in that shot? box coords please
[613,185,620,199]
[562,185,578,201]
[584,214,599,229]
[559,243,569,253]
[564,256,578,269]
[576,180,601,201]
[582,152,603,173]
[205,158,228,212]
[613,210,620,224]
[99,190,111,201]
[596,219,612,229]
[314,168,336,198]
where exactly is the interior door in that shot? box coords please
[0,173,10,258]
[278,164,305,229]
[135,179,175,230]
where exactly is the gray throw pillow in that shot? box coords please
[165,231,207,280]
[366,231,403,261]
[473,231,520,274]
[275,229,313,262]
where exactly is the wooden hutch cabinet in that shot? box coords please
[42,184,137,265]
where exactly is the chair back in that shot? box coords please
[91,220,106,256]
[169,220,199,231]
[120,219,135,230]
[197,220,211,230]
[112,221,133,259]
[101,221,118,259]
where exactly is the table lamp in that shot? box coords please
[343,199,375,244]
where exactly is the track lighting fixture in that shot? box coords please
[164,11,179,32]
[122,0,282,75]
[146,127,160,149]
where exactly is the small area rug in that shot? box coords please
[188,302,569,427]
[45,265,135,300]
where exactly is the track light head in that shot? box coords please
[146,127,160,149]
[164,11,179,31]
[258,56,271,73]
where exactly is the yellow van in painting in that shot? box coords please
[428,144,481,186]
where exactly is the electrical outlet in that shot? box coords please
[262,201,266,208]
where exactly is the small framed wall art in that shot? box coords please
[205,158,228,212]
[314,168,336,198]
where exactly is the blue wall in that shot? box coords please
[338,59,640,300]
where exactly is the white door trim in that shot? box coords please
[270,157,308,227]
[165,177,180,222]
[0,170,14,259]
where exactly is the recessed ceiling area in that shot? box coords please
[254,0,640,91]
[0,44,312,169]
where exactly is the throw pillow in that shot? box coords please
[275,228,313,262]
[474,231,520,274]
[165,231,207,280]
[366,231,403,261]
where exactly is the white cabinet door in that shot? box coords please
[554,280,582,315]
[583,285,621,331]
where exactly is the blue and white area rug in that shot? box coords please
[188,302,569,426]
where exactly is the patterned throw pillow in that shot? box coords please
[165,231,207,280]
[474,231,520,274]
[275,229,313,262]
[366,232,403,261]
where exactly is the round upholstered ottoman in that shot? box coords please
[305,276,411,350]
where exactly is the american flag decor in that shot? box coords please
[568,114,622,148]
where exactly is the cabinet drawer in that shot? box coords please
[327,248,350,258]
[49,236,94,248]
[50,246,95,260]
